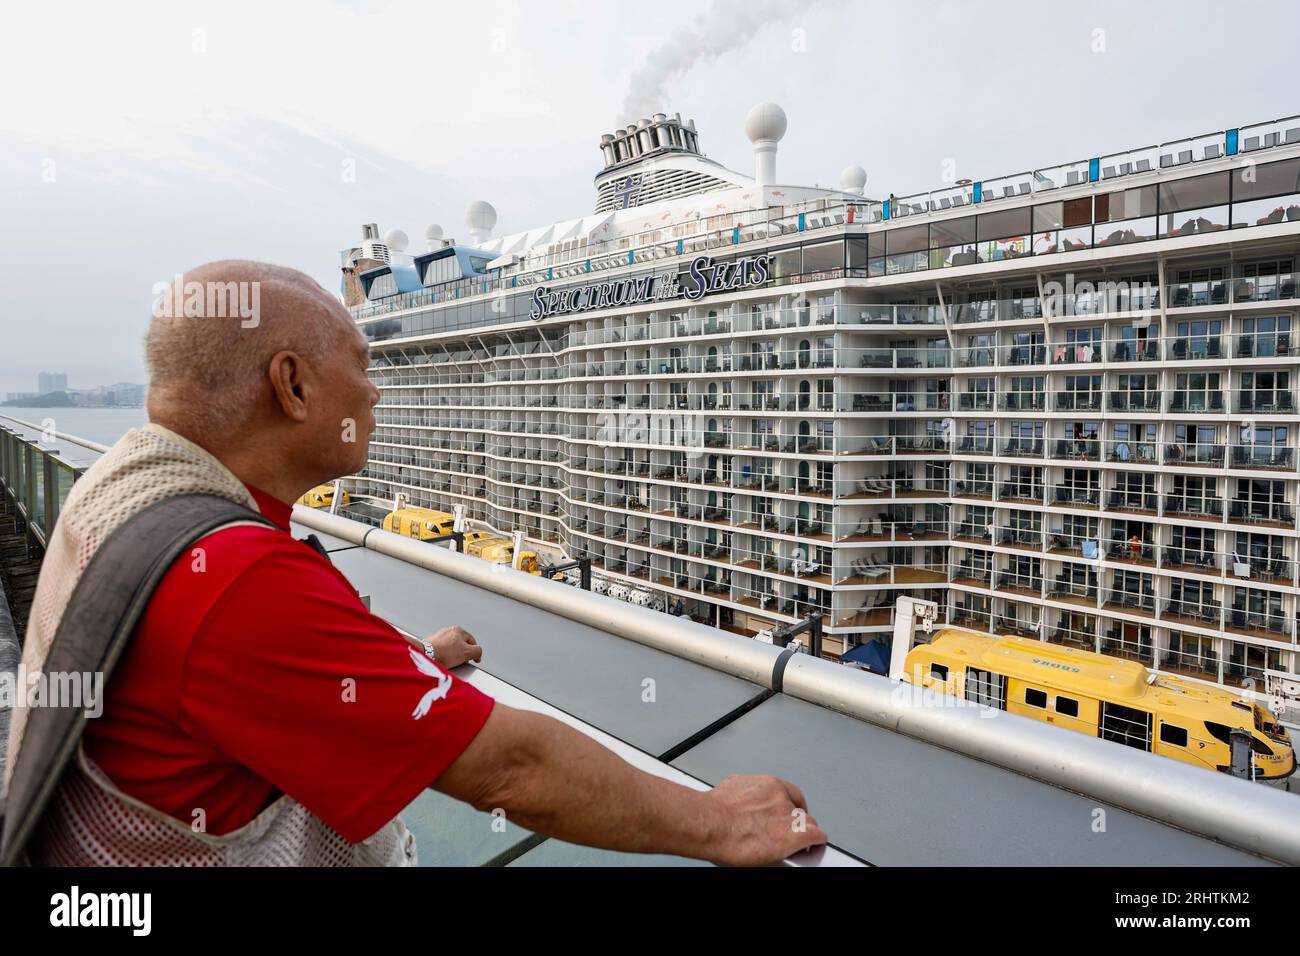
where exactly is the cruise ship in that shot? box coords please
[335,104,1300,724]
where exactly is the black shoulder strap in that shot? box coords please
[0,493,275,866]
[299,533,332,563]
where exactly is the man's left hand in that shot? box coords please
[428,625,482,668]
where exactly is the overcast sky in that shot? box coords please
[2,0,1298,395]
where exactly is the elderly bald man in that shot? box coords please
[5,260,826,867]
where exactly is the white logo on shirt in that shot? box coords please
[408,647,453,719]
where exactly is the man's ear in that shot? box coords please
[268,350,310,423]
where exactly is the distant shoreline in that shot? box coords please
[2,388,145,410]
[0,406,149,445]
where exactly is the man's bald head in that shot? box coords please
[145,260,360,445]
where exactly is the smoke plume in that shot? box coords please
[620,0,812,123]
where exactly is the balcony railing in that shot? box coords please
[1237,391,1296,414]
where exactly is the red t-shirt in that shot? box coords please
[81,486,494,843]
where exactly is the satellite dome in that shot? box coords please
[745,102,788,143]
[840,165,868,194]
[465,200,498,233]
[424,223,444,242]
[383,228,409,253]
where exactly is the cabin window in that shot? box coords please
[965,669,1007,709]
[1025,688,1047,708]
[1160,723,1188,747]
[1054,696,1079,718]
[1204,721,1232,744]
[929,663,949,681]
[1100,702,1153,752]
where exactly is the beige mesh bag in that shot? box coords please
[2,423,415,866]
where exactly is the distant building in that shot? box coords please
[37,372,68,394]
[105,383,146,406]
[5,392,36,402]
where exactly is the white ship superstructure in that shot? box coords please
[338,105,1300,720]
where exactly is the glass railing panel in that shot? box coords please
[1234,332,1293,358]
[1048,342,1103,364]
[1049,439,1101,461]
[1166,391,1224,413]
[1237,115,1300,153]
[1236,390,1296,413]
[30,448,47,535]
[1230,269,1297,302]
[1228,445,1296,471]
[1031,160,1090,192]
[884,250,929,275]
[1093,215,1157,247]
[930,183,975,210]
[1166,335,1223,360]
[932,242,979,269]
[1031,224,1092,254]
[1231,194,1300,234]
[1107,391,1161,412]
[951,437,995,456]
[996,524,1043,546]
[1157,131,1226,169]
[998,344,1046,367]
[890,192,931,219]
[980,171,1034,203]
[1109,338,1161,362]
[1102,440,1157,464]
[1159,204,1230,239]
[998,435,1045,453]
[957,346,997,368]
[952,479,994,497]
[1054,392,1103,411]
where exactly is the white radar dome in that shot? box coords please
[465,200,498,233]
[745,102,788,143]
[383,229,409,253]
[840,165,868,194]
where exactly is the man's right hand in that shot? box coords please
[701,774,828,866]
[435,705,829,866]
[427,625,482,668]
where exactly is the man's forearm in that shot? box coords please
[435,704,722,860]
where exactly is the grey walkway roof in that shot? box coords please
[323,528,1276,867]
